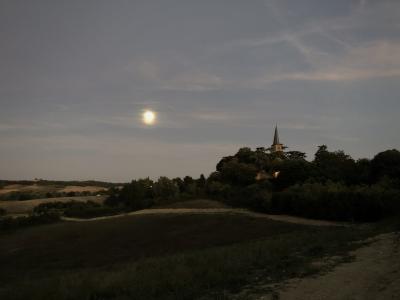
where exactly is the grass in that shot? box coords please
[0,213,396,300]
[0,214,302,276]
[154,199,228,209]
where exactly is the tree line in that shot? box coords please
[107,146,400,222]
[105,175,206,210]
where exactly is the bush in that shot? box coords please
[153,177,179,203]
[266,182,400,222]
[0,208,6,216]
[0,212,60,231]
[107,179,154,210]
[371,149,400,182]
[222,184,271,210]
[33,200,126,219]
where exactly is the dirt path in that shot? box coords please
[242,232,400,300]
[61,208,346,227]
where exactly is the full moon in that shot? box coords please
[142,110,156,125]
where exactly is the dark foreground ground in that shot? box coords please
[0,208,398,300]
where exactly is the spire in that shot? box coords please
[270,124,285,153]
[273,125,280,145]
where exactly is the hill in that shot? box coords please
[0,208,397,299]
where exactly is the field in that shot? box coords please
[0,182,107,201]
[0,184,52,195]
[59,185,108,193]
[0,184,107,195]
[0,208,394,300]
[0,185,398,300]
[0,196,106,216]
[0,182,108,216]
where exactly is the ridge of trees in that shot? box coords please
[106,146,400,222]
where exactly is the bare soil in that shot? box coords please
[235,232,400,300]
[59,185,107,193]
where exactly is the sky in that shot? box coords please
[1,0,400,182]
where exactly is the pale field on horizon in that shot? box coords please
[0,184,107,195]
[0,195,107,215]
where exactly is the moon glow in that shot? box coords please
[142,110,156,125]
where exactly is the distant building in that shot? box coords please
[270,125,286,153]
[255,170,269,181]
[255,126,286,181]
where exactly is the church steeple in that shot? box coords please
[273,125,280,145]
[271,125,284,153]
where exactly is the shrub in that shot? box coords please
[108,179,154,210]
[0,212,60,231]
[266,182,400,222]
[33,200,125,219]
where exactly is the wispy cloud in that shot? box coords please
[159,72,224,92]
[270,40,400,82]
[327,135,361,143]
[280,123,321,130]
[128,59,225,92]
[0,120,68,132]
[210,1,400,85]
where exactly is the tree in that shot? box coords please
[273,159,315,190]
[285,151,307,160]
[112,178,154,210]
[153,177,179,203]
[235,147,256,164]
[220,159,258,186]
[313,145,358,184]
[216,156,235,172]
[197,174,206,189]
[172,177,184,193]
[254,147,272,170]
[355,158,371,184]
[371,149,400,181]
[183,176,194,188]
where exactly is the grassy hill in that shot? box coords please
[0,210,388,300]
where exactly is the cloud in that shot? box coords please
[235,40,400,87]
[274,41,400,82]
[159,72,224,92]
[126,0,400,92]
[0,123,35,132]
[189,110,256,123]
[279,122,321,130]
[0,120,67,132]
[328,135,361,143]
[190,111,232,122]
[134,60,161,81]
[209,0,400,85]
[128,59,225,92]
